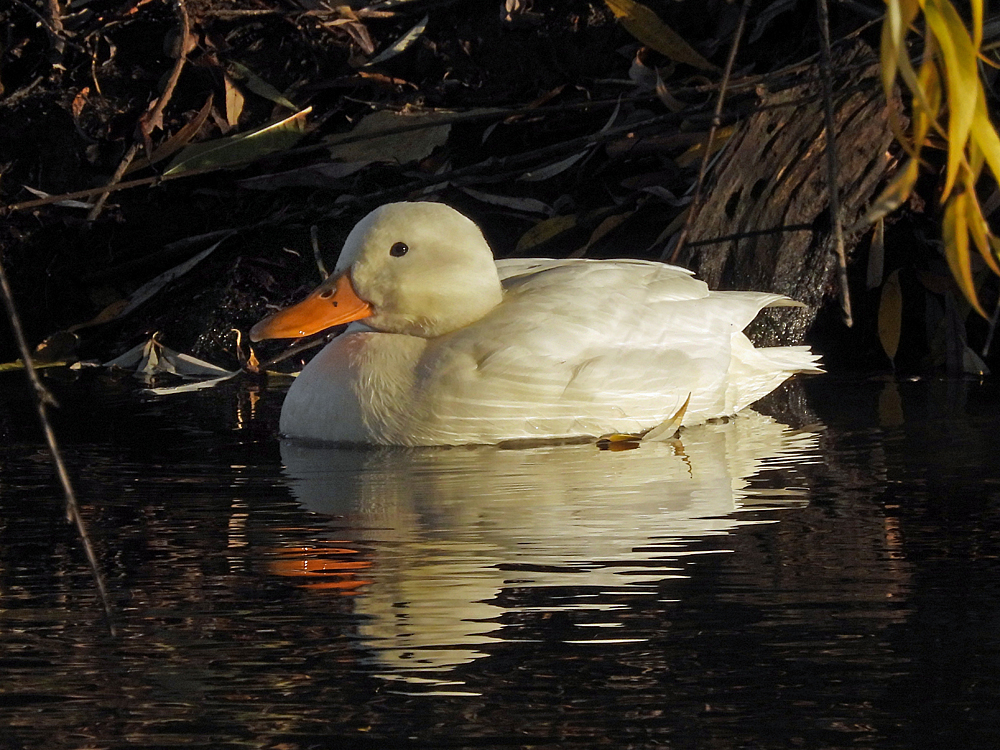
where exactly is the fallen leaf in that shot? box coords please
[363,14,428,66]
[226,61,298,110]
[515,214,578,254]
[126,94,214,173]
[164,108,311,175]
[604,0,718,72]
[325,109,450,165]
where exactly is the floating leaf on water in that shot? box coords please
[878,269,903,362]
[604,0,718,72]
[363,13,428,66]
[642,393,691,442]
[164,108,311,175]
[104,336,236,382]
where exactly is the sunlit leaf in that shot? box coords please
[363,14,428,66]
[164,108,311,175]
[856,158,919,230]
[878,269,903,362]
[224,73,245,128]
[964,188,1000,275]
[227,61,297,110]
[603,0,718,72]
[942,192,987,316]
[642,393,691,442]
[923,0,979,198]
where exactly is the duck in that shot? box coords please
[250,201,822,446]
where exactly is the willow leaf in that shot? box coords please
[924,0,979,198]
[604,0,718,72]
[943,193,987,316]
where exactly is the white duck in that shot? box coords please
[250,202,821,446]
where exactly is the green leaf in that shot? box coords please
[164,108,311,175]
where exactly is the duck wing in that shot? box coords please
[409,259,798,443]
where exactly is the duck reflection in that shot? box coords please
[274,410,820,683]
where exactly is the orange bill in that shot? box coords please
[250,272,372,341]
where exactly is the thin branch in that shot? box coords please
[0,250,115,636]
[669,0,752,264]
[817,0,854,326]
[87,0,191,222]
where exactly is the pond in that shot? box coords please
[1,372,998,749]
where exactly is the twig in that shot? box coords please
[86,0,191,222]
[816,0,854,326]
[669,0,752,263]
[0,251,116,636]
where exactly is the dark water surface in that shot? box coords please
[1,372,998,749]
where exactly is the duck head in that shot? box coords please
[250,202,504,342]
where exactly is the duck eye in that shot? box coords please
[389,242,409,257]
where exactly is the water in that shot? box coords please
[1,372,998,749]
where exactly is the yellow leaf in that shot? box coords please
[963,188,1000,275]
[878,269,903,362]
[942,192,987,316]
[604,0,718,72]
[923,0,980,198]
[971,99,1000,187]
[855,158,919,230]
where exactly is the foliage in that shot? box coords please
[877,0,1000,317]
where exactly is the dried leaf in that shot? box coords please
[325,109,450,165]
[458,187,551,214]
[224,73,245,128]
[126,94,214,173]
[854,158,919,231]
[519,151,587,181]
[515,215,577,254]
[878,269,903,362]
[238,161,371,190]
[164,108,311,175]
[569,211,634,258]
[363,14,428,66]
[226,61,297,110]
[604,0,718,72]
[642,393,691,442]
[104,336,235,381]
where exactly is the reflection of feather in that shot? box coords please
[277,411,820,681]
